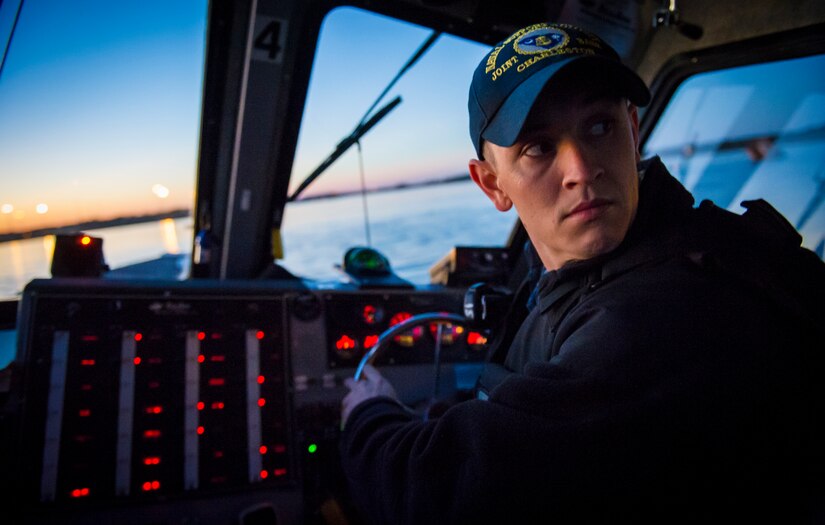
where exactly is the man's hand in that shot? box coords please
[341,364,398,428]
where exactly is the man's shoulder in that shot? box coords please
[687,198,825,324]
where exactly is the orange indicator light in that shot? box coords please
[80,235,92,246]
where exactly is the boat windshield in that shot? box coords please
[280,7,517,284]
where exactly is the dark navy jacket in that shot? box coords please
[340,157,824,524]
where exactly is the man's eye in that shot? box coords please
[588,119,614,137]
[523,141,554,157]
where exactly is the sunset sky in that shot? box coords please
[0,1,487,234]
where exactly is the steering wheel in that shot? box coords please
[353,312,467,417]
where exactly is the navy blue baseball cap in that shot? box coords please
[468,22,650,158]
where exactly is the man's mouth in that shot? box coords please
[565,199,611,220]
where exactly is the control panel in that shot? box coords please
[4,279,489,524]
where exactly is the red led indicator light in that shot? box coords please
[134,333,143,341]
[211,401,225,410]
[142,481,161,492]
[208,378,225,386]
[389,312,422,347]
[467,331,488,345]
[335,335,357,351]
[133,357,141,365]
[210,355,225,362]
[144,429,161,439]
[362,305,379,324]
[256,330,265,339]
[80,359,95,366]
[390,312,412,325]
[145,405,163,414]
[260,470,269,479]
[198,354,205,363]
[197,401,205,410]
[259,445,268,454]
[81,335,98,342]
[197,426,205,435]
[257,375,265,384]
[70,487,90,498]
[78,409,91,417]
[274,468,287,477]
[257,398,266,407]
[197,332,206,341]
[363,334,379,348]
[143,456,161,466]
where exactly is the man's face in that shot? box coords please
[469,80,641,270]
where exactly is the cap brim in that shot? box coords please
[481,56,650,149]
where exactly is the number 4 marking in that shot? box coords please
[252,17,287,63]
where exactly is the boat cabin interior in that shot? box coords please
[0,0,823,523]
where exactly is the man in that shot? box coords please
[340,22,823,524]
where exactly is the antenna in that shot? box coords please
[0,0,26,81]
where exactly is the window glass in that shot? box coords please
[0,1,208,300]
[281,7,517,283]
[644,54,825,258]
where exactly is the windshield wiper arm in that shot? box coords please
[287,30,442,202]
[287,95,402,202]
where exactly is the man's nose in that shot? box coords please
[559,140,602,188]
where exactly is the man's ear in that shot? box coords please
[468,157,513,212]
[628,103,641,163]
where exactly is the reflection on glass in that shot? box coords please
[644,54,825,257]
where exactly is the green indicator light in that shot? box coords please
[307,443,318,454]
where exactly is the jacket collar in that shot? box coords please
[535,156,694,313]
